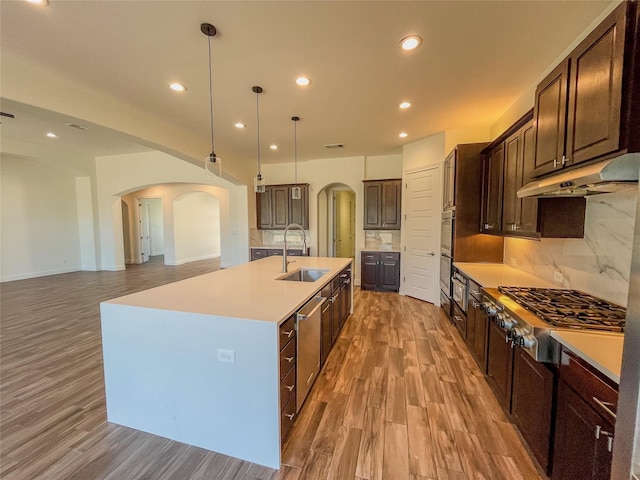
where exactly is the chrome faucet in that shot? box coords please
[283,223,306,273]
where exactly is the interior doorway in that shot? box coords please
[333,190,356,258]
[138,198,164,263]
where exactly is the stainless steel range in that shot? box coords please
[482,286,626,363]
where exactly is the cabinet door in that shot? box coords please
[272,186,290,229]
[320,299,332,366]
[471,301,488,372]
[486,320,514,410]
[256,188,273,229]
[519,123,539,233]
[381,180,401,229]
[452,302,467,341]
[566,3,625,166]
[361,252,380,290]
[363,182,382,229]
[289,185,309,228]
[511,347,554,474]
[380,253,400,292]
[533,60,569,177]
[482,144,504,233]
[552,380,613,480]
[331,288,342,345]
[502,130,521,232]
[443,150,456,210]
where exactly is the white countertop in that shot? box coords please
[551,330,624,384]
[103,256,351,323]
[453,262,557,288]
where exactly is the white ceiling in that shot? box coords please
[1,0,612,168]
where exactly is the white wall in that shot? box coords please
[403,132,446,171]
[174,192,221,264]
[1,155,81,281]
[96,151,248,270]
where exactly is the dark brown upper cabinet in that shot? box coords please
[481,143,504,233]
[533,1,640,177]
[443,150,456,210]
[363,179,401,230]
[256,184,309,230]
[482,111,586,239]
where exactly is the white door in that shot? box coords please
[402,166,440,303]
[139,202,151,263]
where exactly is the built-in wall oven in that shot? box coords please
[451,270,468,313]
[439,210,455,319]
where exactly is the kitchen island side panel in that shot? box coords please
[100,303,281,468]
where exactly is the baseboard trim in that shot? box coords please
[1,266,80,283]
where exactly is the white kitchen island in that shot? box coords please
[100,255,352,469]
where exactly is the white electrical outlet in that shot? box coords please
[217,349,236,363]
[509,257,517,267]
[554,271,563,284]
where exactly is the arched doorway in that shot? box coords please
[317,183,356,258]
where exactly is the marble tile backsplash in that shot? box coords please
[364,230,402,251]
[249,229,308,248]
[505,188,638,307]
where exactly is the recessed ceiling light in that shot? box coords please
[295,76,311,87]
[234,122,246,129]
[46,132,58,138]
[270,145,278,150]
[400,35,422,51]
[25,0,49,5]
[169,82,187,92]
[399,132,408,138]
[399,102,411,109]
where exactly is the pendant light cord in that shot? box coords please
[207,36,215,157]
[294,120,298,185]
[255,90,261,175]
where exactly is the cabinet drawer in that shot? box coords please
[362,252,379,262]
[280,394,296,447]
[559,349,618,424]
[280,338,296,380]
[279,316,296,349]
[268,249,283,256]
[250,249,268,261]
[381,252,400,262]
[280,365,296,410]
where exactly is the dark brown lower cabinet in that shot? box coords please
[320,299,332,367]
[511,346,554,474]
[467,299,488,372]
[452,303,467,341]
[552,349,618,480]
[278,316,296,447]
[360,251,400,292]
[486,320,514,411]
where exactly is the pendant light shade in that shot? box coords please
[291,116,301,200]
[202,22,221,177]
[253,86,266,193]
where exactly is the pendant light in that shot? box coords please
[291,116,301,200]
[253,86,266,193]
[201,22,221,177]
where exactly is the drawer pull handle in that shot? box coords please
[284,356,294,363]
[607,435,614,453]
[593,396,617,420]
[283,330,294,338]
[595,424,613,439]
[284,413,295,420]
[285,384,294,392]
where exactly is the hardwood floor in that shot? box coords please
[1,258,546,479]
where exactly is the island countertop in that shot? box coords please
[104,256,351,323]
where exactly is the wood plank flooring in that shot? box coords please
[1,257,546,479]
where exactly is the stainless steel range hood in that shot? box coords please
[517,153,640,198]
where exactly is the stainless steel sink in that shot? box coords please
[278,269,329,282]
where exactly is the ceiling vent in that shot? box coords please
[65,123,88,131]
[0,112,15,118]
[324,143,344,149]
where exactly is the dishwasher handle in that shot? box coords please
[296,296,326,321]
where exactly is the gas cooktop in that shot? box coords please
[497,286,626,332]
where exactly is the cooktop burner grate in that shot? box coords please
[497,286,626,332]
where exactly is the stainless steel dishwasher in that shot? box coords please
[295,296,325,412]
